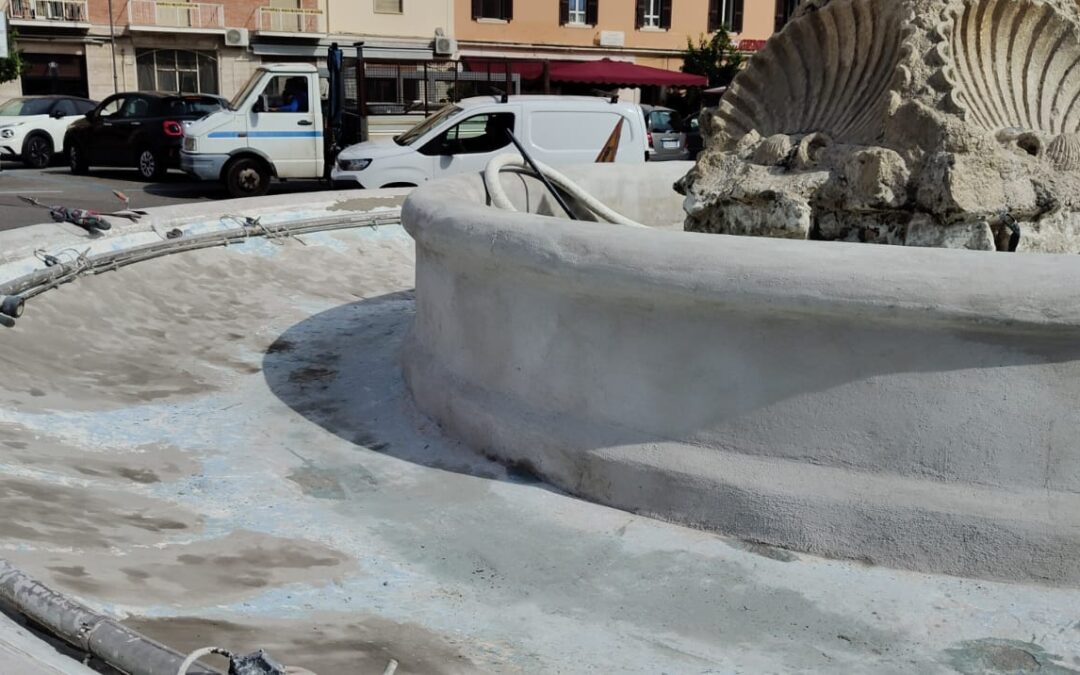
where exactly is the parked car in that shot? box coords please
[685,112,704,160]
[641,104,690,162]
[0,96,98,168]
[65,92,226,180]
[329,95,649,189]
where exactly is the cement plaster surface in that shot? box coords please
[1,223,1079,673]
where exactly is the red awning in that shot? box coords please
[549,59,707,88]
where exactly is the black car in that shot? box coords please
[65,92,226,180]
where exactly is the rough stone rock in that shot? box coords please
[679,0,1080,254]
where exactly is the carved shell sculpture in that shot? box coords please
[943,0,1080,135]
[712,0,906,147]
[1046,133,1080,170]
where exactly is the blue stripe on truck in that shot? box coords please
[207,131,323,138]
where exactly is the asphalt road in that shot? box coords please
[0,159,332,231]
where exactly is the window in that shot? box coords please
[256,76,311,113]
[636,0,671,30]
[775,0,800,31]
[374,0,402,13]
[560,0,597,25]
[163,96,224,117]
[136,49,219,95]
[709,0,743,33]
[53,99,80,117]
[117,97,152,119]
[472,0,512,21]
[97,96,127,119]
[646,109,683,133]
[0,98,54,116]
[420,112,515,156]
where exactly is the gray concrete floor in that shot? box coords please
[1,226,1079,674]
[0,159,332,230]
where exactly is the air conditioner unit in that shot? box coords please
[434,35,458,57]
[599,31,625,47]
[225,28,250,48]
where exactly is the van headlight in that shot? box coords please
[183,136,197,152]
[338,158,372,172]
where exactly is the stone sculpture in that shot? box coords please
[678,0,1080,252]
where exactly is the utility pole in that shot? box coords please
[107,0,118,93]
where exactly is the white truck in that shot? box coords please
[180,50,647,198]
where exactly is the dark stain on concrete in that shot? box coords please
[267,338,296,354]
[288,366,338,385]
[3,440,28,449]
[117,467,161,484]
[945,639,1080,674]
[47,566,88,578]
[122,568,151,582]
[734,540,800,563]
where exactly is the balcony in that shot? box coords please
[257,6,325,35]
[6,0,89,27]
[127,0,225,32]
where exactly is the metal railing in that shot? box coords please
[6,0,88,22]
[128,0,225,29]
[257,6,325,33]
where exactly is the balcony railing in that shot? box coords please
[257,6,325,34]
[128,0,225,29]
[7,0,88,23]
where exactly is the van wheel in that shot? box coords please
[225,157,271,198]
[68,142,89,174]
[137,148,168,180]
[23,134,53,169]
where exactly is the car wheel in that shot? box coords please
[68,142,89,175]
[225,157,271,198]
[137,148,167,180]
[23,134,53,169]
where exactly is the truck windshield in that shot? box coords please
[395,105,463,146]
[229,71,267,111]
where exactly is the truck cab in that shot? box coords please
[181,64,323,197]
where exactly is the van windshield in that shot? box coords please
[229,71,267,110]
[395,105,463,146]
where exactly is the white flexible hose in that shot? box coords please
[177,646,232,675]
[483,154,646,228]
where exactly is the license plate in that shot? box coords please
[662,139,679,149]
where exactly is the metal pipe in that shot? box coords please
[0,559,220,675]
[107,0,118,94]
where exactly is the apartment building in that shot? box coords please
[456,0,782,76]
[0,0,454,102]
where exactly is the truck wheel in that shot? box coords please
[137,147,168,180]
[23,134,53,169]
[68,142,89,175]
[225,157,271,198]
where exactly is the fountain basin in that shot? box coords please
[402,162,1080,585]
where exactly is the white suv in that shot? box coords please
[0,96,97,168]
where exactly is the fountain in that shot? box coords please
[402,0,1080,585]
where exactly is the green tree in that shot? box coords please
[0,32,26,85]
[681,30,744,89]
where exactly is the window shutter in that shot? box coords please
[472,0,482,19]
[731,0,744,32]
[660,0,672,29]
[635,0,646,28]
[586,0,599,25]
[708,0,719,32]
[560,0,569,24]
[503,0,513,20]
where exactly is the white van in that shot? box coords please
[333,95,647,189]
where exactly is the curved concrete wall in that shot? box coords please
[401,164,1080,585]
